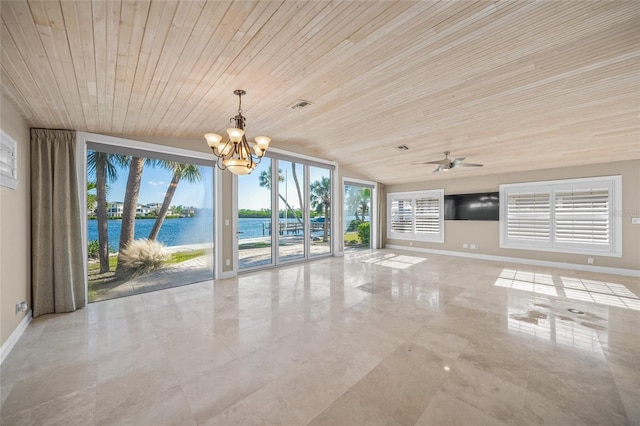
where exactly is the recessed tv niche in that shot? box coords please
[444,192,499,221]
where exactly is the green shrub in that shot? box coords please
[88,240,100,259]
[347,219,363,232]
[119,239,168,276]
[357,222,370,245]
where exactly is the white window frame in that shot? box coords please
[0,129,18,190]
[387,189,444,243]
[500,176,622,257]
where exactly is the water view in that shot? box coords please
[87,217,318,250]
[88,216,213,250]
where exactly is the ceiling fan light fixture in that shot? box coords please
[415,151,484,173]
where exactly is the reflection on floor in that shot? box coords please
[1,249,638,425]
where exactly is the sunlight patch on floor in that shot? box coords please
[561,277,640,311]
[361,253,426,269]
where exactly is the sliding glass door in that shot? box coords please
[238,157,333,270]
[310,166,331,256]
[343,181,373,251]
[86,143,215,302]
[278,161,305,262]
[237,158,273,268]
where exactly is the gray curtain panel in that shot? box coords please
[31,128,85,318]
[376,183,386,249]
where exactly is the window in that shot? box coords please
[500,176,622,256]
[387,190,444,242]
[0,129,18,189]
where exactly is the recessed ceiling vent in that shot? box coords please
[396,145,409,151]
[289,99,315,110]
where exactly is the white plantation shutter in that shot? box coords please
[388,190,444,242]
[506,191,550,242]
[554,187,610,246]
[390,198,413,233]
[0,130,18,189]
[415,197,440,235]
[500,176,621,256]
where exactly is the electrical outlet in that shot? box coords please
[409,242,413,246]
[225,259,230,266]
[15,301,27,314]
[632,218,640,225]
[470,244,478,250]
[587,258,594,265]
[463,243,468,249]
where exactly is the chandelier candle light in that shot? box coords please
[204,89,271,175]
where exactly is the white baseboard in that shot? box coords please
[219,270,237,279]
[385,245,640,278]
[0,310,32,365]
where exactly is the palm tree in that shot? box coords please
[358,188,371,220]
[148,162,202,241]
[87,181,97,212]
[310,176,331,242]
[345,186,362,221]
[291,163,304,217]
[259,165,303,226]
[116,156,156,275]
[87,151,128,273]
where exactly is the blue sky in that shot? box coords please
[238,159,330,211]
[88,159,213,209]
[88,152,330,211]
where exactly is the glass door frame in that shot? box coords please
[76,131,223,301]
[233,147,337,274]
[342,177,377,251]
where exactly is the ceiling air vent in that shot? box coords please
[289,99,315,110]
[396,145,409,151]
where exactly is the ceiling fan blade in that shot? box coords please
[455,162,483,167]
[452,157,466,165]
[432,165,442,173]
[425,159,450,165]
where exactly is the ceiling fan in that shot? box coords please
[414,151,483,173]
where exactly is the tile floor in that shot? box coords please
[1,249,639,425]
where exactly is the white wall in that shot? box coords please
[0,94,31,347]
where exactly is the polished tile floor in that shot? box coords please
[1,249,639,425]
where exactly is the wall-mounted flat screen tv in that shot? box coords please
[444,192,499,221]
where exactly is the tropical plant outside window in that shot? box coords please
[86,148,214,302]
[309,166,331,256]
[344,184,372,250]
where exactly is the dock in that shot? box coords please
[262,221,328,236]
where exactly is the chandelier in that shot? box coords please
[204,89,271,175]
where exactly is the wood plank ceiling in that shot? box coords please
[1,0,639,184]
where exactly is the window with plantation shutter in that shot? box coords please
[554,188,610,246]
[1,129,18,190]
[415,197,440,235]
[506,191,551,243]
[390,198,413,234]
[500,176,621,257]
[388,190,444,242]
